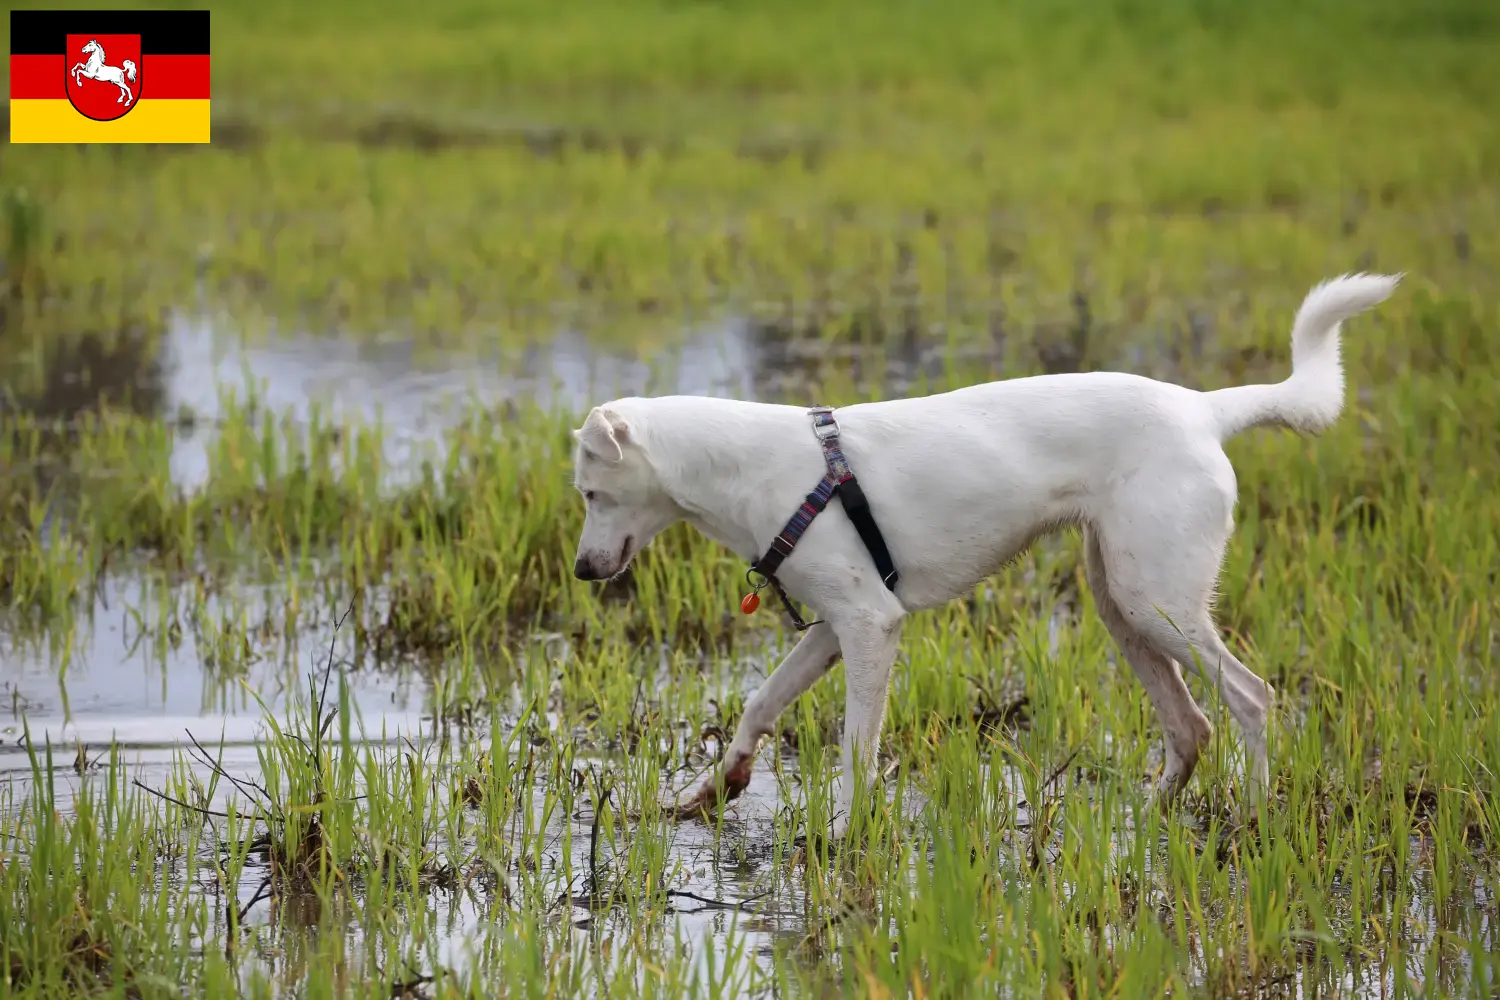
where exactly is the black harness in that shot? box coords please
[741,406,900,630]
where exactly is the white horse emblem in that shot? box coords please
[70,39,137,107]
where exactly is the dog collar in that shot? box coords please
[741,405,900,629]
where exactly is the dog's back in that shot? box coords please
[796,273,1402,607]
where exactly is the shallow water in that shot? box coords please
[0,577,424,816]
[157,309,770,493]
[4,313,1498,997]
[0,306,810,794]
[0,311,868,993]
[0,570,818,995]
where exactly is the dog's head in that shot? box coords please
[570,404,681,581]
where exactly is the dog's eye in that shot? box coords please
[582,490,596,502]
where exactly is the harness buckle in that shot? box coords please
[809,405,840,440]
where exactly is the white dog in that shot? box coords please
[570,273,1401,840]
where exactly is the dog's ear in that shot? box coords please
[573,406,629,463]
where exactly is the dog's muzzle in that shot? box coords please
[574,536,632,581]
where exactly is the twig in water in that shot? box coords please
[184,728,271,803]
[581,770,616,908]
[665,888,772,913]
[132,778,231,819]
[237,874,274,924]
[224,873,273,959]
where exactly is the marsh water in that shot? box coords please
[2,310,1493,997]
[0,310,907,993]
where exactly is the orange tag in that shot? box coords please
[740,592,760,615]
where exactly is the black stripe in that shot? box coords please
[835,479,901,591]
[10,9,210,55]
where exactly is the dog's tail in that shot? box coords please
[1206,272,1402,441]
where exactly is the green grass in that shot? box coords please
[3,0,1498,341]
[3,0,1500,996]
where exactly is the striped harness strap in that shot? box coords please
[742,406,900,630]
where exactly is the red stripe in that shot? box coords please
[9,55,59,98]
[9,54,209,100]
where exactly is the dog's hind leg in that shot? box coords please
[828,608,904,841]
[1096,477,1275,809]
[1145,615,1273,807]
[673,622,841,821]
[1083,526,1212,805]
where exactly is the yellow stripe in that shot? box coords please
[9,99,211,144]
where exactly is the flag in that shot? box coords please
[10,9,210,144]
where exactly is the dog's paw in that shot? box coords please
[668,786,719,823]
[667,757,753,824]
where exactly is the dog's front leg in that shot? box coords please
[673,622,841,821]
[829,611,904,842]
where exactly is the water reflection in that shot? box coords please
[160,311,764,492]
[0,575,430,800]
[3,304,971,503]
[0,325,167,425]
